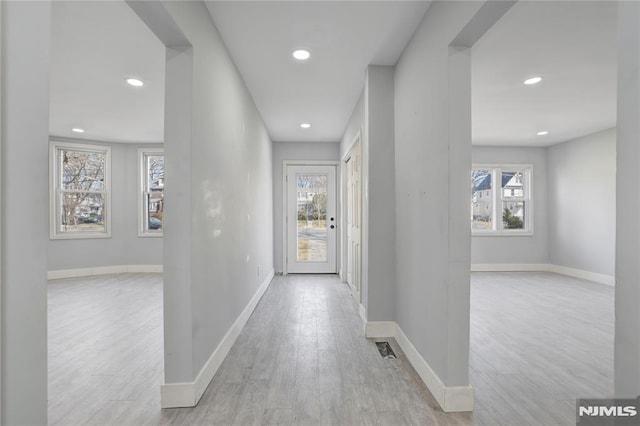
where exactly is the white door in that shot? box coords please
[286,165,337,274]
[345,141,362,298]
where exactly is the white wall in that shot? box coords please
[272,141,340,274]
[1,2,50,424]
[615,1,640,398]
[394,0,483,395]
[471,146,549,265]
[364,66,396,321]
[548,128,616,277]
[48,141,163,272]
[157,1,274,393]
[338,66,396,323]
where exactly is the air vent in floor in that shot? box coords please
[375,341,397,359]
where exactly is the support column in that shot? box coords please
[1,2,51,424]
[615,0,640,398]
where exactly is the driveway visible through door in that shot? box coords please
[286,164,337,273]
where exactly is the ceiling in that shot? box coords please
[49,1,165,143]
[49,1,617,148]
[204,1,431,142]
[472,1,617,147]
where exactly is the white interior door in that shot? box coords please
[345,141,362,299]
[286,165,337,274]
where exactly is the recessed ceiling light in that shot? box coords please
[292,49,311,60]
[125,77,144,87]
[72,128,85,133]
[300,123,311,129]
[524,76,543,85]
[537,131,549,136]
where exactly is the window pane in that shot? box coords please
[59,192,105,233]
[502,170,525,198]
[503,201,525,229]
[60,149,105,191]
[296,174,327,261]
[471,169,493,230]
[144,154,164,232]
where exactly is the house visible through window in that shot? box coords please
[50,141,111,238]
[471,165,532,234]
[139,149,164,236]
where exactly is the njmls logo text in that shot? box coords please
[578,406,638,417]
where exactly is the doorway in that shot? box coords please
[284,163,338,274]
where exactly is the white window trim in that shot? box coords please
[471,163,534,236]
[50,141,111,239]
[138,148,164,237]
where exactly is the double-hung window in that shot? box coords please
[139,149,164,236]
[50,141,111,239]
[471,164,532,235]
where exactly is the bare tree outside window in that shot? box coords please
[140,150,164,235]
[51,142,111,238]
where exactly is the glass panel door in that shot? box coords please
[286,165,336,273]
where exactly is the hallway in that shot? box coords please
[48,274,471,425]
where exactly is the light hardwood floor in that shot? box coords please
[470,272,614,425]
[48,272,613,425]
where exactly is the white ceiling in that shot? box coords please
[49,1,618,148]
[472,1,617,147]
[204,1,431,142]
[49,1,165,144]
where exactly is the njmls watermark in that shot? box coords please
[577,397,640,425]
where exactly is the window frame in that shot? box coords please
[138,148,164,237]
[471,163,533,236]
[50,140,111,239]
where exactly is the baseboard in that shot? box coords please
[548,264,615,286]
[470,263,549,272]
[471,263,615,286]
[160,268,275,408]
[394,324,474,412]
[362,320,473,412]
[364,321,396,338]
[47,264,163,280]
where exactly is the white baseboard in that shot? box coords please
[471,263,615,286]
[160,268,275,408]
[47,264,163,280]
[470,263,548,272]
[548,264,615,286]
[362,320,473,412]
[393,324,474,412]
[364,321,396,338]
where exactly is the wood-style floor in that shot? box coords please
[470,272,613,425]
[48,272,613,425]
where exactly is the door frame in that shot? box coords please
[341,131,362,301]
[282,160,340,275]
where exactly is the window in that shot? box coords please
[471,165,532,235]
[139,149,164,236]
[50,141,111,239]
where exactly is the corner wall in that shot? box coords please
[548,128,616,278]
[393,0,487,410]
[148,1,274,405]
[338,66,396,323]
